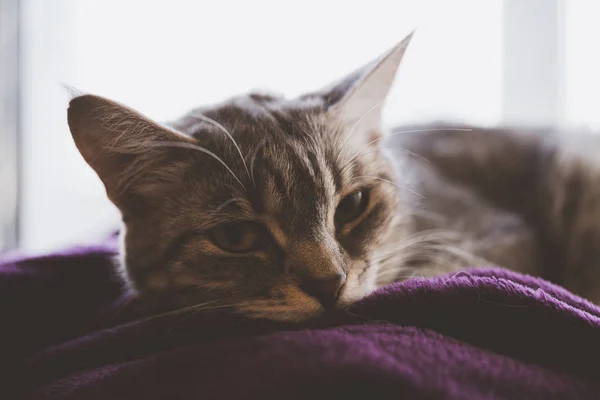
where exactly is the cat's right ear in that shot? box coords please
[68,94,194,205]
[313,32,415,139]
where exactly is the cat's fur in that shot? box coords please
[67,32,600,321]
[394,125,600,304]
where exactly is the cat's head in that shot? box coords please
[67,33,414,321]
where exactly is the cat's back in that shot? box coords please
[386,123,600,214]
[386,123,600,295]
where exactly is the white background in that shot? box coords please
[16,0,599,253]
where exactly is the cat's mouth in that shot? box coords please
[232,265,377,322]
[235,298,325,322]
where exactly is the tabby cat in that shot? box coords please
[67,32,600,321]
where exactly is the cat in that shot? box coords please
[67,31,600,322]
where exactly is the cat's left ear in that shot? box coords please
[319,31,414,137]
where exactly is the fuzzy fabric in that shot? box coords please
[2,239,600,399]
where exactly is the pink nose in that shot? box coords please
[299,274,346,308]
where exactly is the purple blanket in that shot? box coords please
[2,240,600,400]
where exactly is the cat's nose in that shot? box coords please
[299,273,346,309]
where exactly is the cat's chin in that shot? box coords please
[240,307,326,323]
[240,292,374,323]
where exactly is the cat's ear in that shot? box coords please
[321,32,414,136]
[68,94,194,205]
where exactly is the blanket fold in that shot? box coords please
[2,242,599,400]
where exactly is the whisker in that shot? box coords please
[375,238,488,283]
[109,296,136,321]
[406,208,447,223]
[371,229,464,264]
[213,197,249,212]
[338,146,429,177]
[367,127,474,147]
[147,296,264,340]
[189,112,252,185]
[425,244,489,265]
[377,252,458,277]
[157,302,247,342]
[299,113,326,153]
[396,228,461,245]
[140,140,246,190]
[378,244,474,269]
[335,101,385,163]
[379,268,427,282]
[249,137,268,187]
[373,249,443,272]
[338,129,472,178]
[353,175,425,199]
[331,110,349,151]
[112,299,231,330]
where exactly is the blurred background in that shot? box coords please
[0,0,598,254]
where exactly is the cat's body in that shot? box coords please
[66,32,600,321]
[388,126,600,304]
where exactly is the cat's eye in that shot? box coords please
[209,222,262,253]
[335,190,370,224]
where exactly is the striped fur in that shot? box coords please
[67,34,600,321]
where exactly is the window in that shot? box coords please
[0,0,19,252]
[565,1,600,127]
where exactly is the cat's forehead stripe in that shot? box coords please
[245,140,333,232]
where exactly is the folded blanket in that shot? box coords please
[2,240,600,400]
